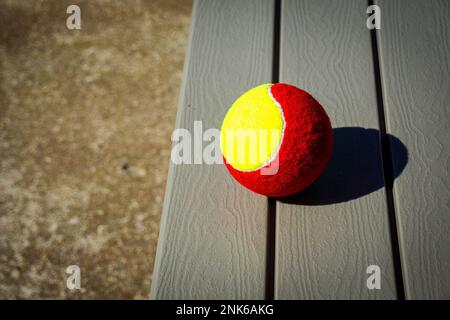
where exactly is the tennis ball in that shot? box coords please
[220,83,333,197]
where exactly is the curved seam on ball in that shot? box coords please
[234,84,286,172]
[230,84,286,172]
[265,84,286,169]
[221,84,286,172]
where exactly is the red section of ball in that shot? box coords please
[224,83,333,197]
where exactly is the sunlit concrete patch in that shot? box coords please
[0,0,192,299]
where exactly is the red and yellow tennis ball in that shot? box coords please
[220,83,333,197]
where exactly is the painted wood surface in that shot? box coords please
[150,0,274,299]
[376,0,450,299]
[275,0,398,299]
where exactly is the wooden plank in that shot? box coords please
[150,0,274,299]
[275,0,399,299]
[376,0,450,299]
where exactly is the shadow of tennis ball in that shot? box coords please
[279,127,408,205]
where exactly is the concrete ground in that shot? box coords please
[0,0,192,299]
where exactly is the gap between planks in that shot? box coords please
[368,0,405,299]
[265,0,281,300]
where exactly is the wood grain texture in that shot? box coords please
[275,0,398,299]
[150,0,274,299]
[376,0,450,299]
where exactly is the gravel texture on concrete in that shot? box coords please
[0,0,192,299]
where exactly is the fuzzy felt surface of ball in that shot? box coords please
[220,83,333,197]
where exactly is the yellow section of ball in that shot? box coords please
[220,83,284,171]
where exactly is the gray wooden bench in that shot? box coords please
[150,0,450,299]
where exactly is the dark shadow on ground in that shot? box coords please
[278,127,408,205]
